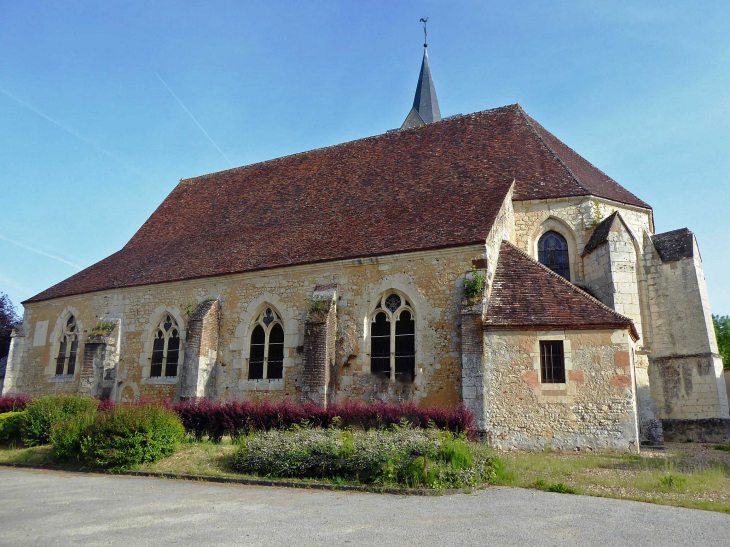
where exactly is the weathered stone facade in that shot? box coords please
[477,329,639,452]
[4,245,484,408]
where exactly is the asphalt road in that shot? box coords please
[0,467,728,546]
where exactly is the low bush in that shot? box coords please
[0,411,25,443]
[0,394,32,413]
[171,398,476,442]
[21,395,99,446]
[231,426,494,489]
[50,411,97,462]
[79,405,185,470]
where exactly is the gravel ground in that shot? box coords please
[2,467,729,546]
[660,442,730,471]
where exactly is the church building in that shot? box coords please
[4,43,728,451]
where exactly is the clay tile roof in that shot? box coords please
[518,111,650,208]
[582,211,619,256]
[27,105,649,303]
[651,228,694,263]
[485,241,638,339]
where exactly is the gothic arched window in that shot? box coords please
[248,307,284,380]
[538,231,571,280]
[150,314,181,378]
[55,315,79,376]
[369,293,416,382]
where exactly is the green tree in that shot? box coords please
[714,314,730,369]
[0,293,21,359]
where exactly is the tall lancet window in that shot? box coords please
[55,315,79,376]
[538,231,571,280]
[248,307,284,380]
[150,314,181,378]
[369,293,416,382]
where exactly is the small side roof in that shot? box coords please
[582,211,619,256]
[651,228,694,263]
[485,241,638,339]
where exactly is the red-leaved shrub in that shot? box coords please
[0,394,32,413]
[171,398,476,442]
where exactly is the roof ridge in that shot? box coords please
[180,104,521,186]
[515,106,590,196]
[652,227,692,238]
[498,240,635,326]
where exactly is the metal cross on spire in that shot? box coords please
[419,17,429,47]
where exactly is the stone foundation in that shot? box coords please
[661,418,730,444]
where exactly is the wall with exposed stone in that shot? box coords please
[4,244,486,406]
[512,196,653,286]
[480,328,639,451]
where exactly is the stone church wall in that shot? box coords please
[5,245,486,406]
[480,328,639,452]
[644,235,729,441]
[513,196,664,444]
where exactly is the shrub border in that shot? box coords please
[0,461,482,496]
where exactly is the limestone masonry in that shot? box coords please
[5,47,727,450]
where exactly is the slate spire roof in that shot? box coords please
[401,47,441,129]
[26,105,650,303]
[485,241,638,339]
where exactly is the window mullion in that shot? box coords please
[162,333,169,373]
[263,326,269,380]
[64,338,70,375]
[390,315,396,382]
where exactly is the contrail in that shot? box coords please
[0,235,83,270]
[0,88,147,179]
[155,72,234,167]
[0,274,33,298]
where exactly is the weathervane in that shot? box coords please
[419,17,429,47]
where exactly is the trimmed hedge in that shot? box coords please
[171,399,476,442]
[21,395,99,447]
[0,394,31,413]
[232,427,494,488]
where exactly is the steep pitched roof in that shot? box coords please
[652,228,694,262]
[401,47,441,128]
[518,112,650,207]
[485,241,638,338]
[27,105,650,303]
[582,212,619,256]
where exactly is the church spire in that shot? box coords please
[401,18,442,130]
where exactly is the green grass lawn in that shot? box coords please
[3,440,730,512]
[492,449,730,513]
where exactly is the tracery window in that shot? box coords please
[150,314,181,378]
[248,307,284,380]
[538,231,570,280]
[55,315,79,376]
[369,293,416,382]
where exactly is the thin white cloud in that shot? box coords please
[155,72,234,167]
[0,235,83,270]
[0,274,33,298]
[0,88,147,179]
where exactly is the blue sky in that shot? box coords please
[1,0,728,316]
